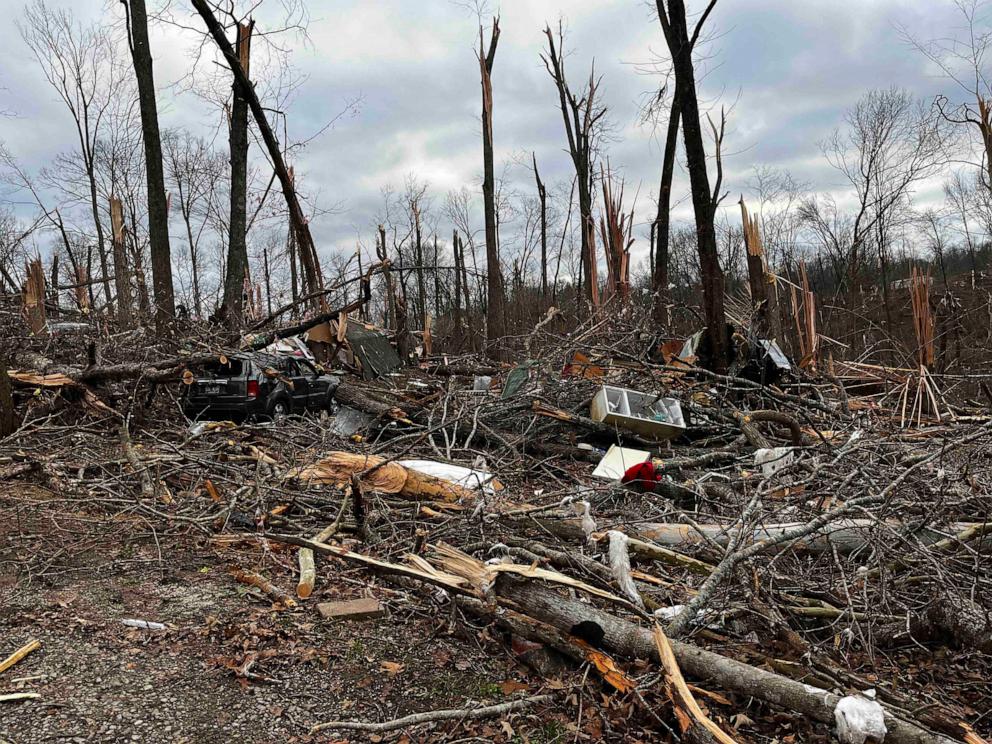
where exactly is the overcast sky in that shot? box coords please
[0,0,973,275]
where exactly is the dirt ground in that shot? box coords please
[0,484,574,744]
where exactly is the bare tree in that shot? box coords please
[479,17,505,356]
[813,88,943,297]
[532,153,548,301]
[192,0,324,309]
[20,1,122,314]
[542,22,608,309]
[164,130,224,317]
[219,18,255,327]
[903,0,992,190]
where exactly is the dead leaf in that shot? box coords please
[380,661,404,676]
[500,680,528,695]
[574,640,636,694]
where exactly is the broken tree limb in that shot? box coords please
[310,694,552,735]
[297,522,340,599]
[667,422,992,637]
[332,382,411,423]
[634,520,984,555]
[653,623,738,744]
[230,568,297,608]
[494,576,958,744]
[0,640,41,675]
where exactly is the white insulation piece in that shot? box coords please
[574,501,597,545]
[834,690,887,744]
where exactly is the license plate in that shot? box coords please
[202,385,220,394]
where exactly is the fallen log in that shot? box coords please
[332,381,411,422]
[633,520,985,555]
[494,575,958,744]
[290,451,476,502]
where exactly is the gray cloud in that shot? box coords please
[0,0,972,275]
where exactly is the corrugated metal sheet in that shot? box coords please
[346,325,402,379]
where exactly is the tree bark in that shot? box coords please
[480,19,506,358]
[126,0,175,335]
[220,21,253,328]
[0,352,16,438]
[653,91,680,326]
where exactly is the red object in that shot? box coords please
[621,461,662,493]
[246,380,259,398]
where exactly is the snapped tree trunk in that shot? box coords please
[109,195,132,328]
[542,26,605,310]
[480,18,506,358]
[534,153,548,301]
[126,0,176,335]
[220,21,254,329]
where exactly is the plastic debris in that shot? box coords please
[834,690,887,744]
[399,460,497,493]
[591,445,651,480]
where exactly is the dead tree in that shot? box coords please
[377,224,396,330]
[479,17,506,357]
[124,0,176,334]
[542,24,607,309]
[191,0,324,309]
[533,153,549,301]
[656,0,728,370]
[220,20,254,328]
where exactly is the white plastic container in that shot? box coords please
[590,385,686,441]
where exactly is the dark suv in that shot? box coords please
[182,353,340,421]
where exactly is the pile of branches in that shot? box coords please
[2,310,991,742]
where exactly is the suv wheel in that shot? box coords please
[268,398,290,421]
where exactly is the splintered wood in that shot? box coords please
[21,259,46,336]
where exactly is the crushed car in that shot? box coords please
[182,352,340,421]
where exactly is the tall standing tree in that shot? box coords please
[479,17,505,356]
[655,0,728,370]
[219,20,254,328]
[192,0,325,310]
[124,0,175,333]
[542,24,607,308]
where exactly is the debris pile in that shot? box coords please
[1,306,991,742]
